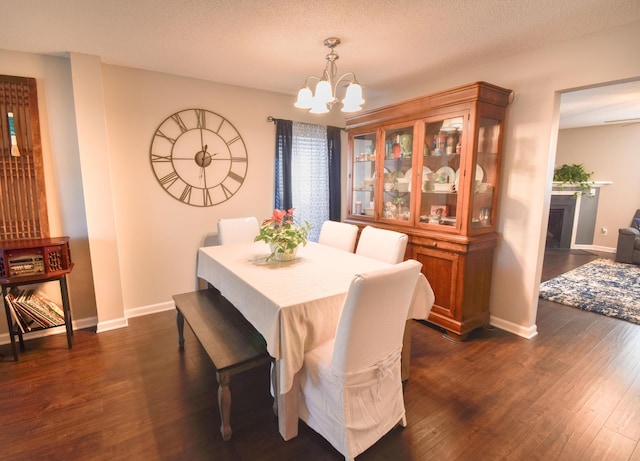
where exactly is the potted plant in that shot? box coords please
[255,208,311,261]
[553,163,594,197]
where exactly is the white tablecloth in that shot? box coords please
[196,241,434,394]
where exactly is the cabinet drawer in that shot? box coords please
[410,236,463,253]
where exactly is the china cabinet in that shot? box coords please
[346,82,512,340]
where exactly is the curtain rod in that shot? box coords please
[266,115,345,130]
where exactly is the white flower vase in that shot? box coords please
[270,243,299,261]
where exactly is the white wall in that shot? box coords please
[69,53,126,331]
[556,123,640,249]
[0,50,98,327]
[377,21,640,336]
[0,48,344,336]
[1,20,639,340]
[98,64,344,318]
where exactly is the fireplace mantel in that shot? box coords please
[551,181,613,194]
[548,181,612,249]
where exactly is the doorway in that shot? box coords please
[542,78,640,280]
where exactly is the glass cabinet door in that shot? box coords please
[419,116,464,230]
[471,117,501,230]
[351,131,377,218]
[381,124,414,223]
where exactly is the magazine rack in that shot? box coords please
[1,237,73,361]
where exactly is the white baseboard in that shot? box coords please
[75,316,98,330]
[125,300,175,319]
[96,316,128,333]
[0,326,69,346]
[0,300,176,345]
[0,316,98,346]
[490,315,538,339]
[95,300,175,331]
[572,244,615,253]
[69,300,175,333]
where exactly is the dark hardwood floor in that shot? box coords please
[1,249,639,461]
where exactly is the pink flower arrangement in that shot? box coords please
[255,208,311,261]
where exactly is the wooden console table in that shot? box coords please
[1,237,73,361]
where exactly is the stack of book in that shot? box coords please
[4,289,65,333]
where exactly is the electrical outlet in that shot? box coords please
[601,227,608,235]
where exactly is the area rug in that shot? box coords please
[539,258,640,325]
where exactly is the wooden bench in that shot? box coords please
[173,288,270,441]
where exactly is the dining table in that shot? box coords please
[196,240,434,440]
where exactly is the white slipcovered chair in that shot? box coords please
[318,220,359,253]
[355,225,408,264]
[217,216,259,245]
[298,259,423,461]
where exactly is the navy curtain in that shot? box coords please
[273,119,341,220]
[274,119,293,210]
[326,126,342,221]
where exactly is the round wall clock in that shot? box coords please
[150,108,248,207]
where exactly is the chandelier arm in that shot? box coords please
[300,75,323,88]
[332,72,358,92]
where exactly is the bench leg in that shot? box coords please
[176,310,185,348]
[217,371,232,441]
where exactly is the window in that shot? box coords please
[291,122,329,242]
[274,119,341,242]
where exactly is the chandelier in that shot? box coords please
[294,37,365,114]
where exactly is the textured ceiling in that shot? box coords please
[559,79,640,129]
[1,0,639,127]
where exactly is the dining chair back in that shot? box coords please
[298,259,422,461]
[217,217,259,245]
[355,225,408,264]
[317,220,359,253]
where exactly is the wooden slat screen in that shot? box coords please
[0,75,49,240]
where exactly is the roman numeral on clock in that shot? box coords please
[180,184,192,203]
[159,171,179,188]
[155,129,176,144]
[195,109,206,129]
[171,113,187,133]
[203,188,213,207]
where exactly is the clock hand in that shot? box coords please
[200,166,207,186]
[198,145,210,186]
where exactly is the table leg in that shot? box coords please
[2,286,19,361]
[271,362,278,416]
[176,310,185,348]
[59,275,73,348]
[401,320,412,381]
[275,360,299,441]
[17,329,25,351]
